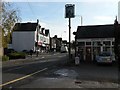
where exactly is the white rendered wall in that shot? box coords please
[12,31,35,52]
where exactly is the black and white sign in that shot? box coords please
[65,4,75,18]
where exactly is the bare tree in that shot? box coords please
[1,2,21,48]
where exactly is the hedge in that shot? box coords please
[2,55,9,61]
[8,52,26,59]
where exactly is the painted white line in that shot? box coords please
[0,68,48,87]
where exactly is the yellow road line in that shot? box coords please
[0,68,48,87]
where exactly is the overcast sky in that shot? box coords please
[4,0,120,41]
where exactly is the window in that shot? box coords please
[78,42,85,46]
[112,42,114,45]
[86,42,91,45]
[103,41,110,46]
[93,41,101,46]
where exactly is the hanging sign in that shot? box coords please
[65,4,75,18]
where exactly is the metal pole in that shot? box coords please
[36,27,38,57]
[69,18,71,60]
[81,16,83,26]
[36,19,39,57]
[73,31,76,57]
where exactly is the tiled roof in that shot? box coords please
[13,23,38,31]
[76,24,115,39]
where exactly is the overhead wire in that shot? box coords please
[26,0,36,21]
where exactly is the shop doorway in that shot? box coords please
[86,47,92,62]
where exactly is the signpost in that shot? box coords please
[65,4,75,60]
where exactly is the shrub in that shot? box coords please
[8,52,26,59]
[2,55,9,61]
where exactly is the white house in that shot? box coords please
[12,22,50,52]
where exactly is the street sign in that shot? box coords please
[65,4,75,18]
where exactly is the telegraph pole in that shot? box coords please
[81,16,83,26]
[36,19,39,57]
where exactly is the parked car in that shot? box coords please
[95,52,113,64]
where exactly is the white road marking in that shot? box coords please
[0,68,48,87]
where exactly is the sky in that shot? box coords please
[3,0,120,41]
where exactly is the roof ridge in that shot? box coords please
[78,24,114,27]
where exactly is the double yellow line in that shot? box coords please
[0,68,48,87]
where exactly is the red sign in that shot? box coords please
[38,42,42,46]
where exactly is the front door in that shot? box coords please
[86,47,92,62]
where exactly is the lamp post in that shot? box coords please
[75,15,83,26]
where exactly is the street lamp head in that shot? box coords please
[73,31,76,35]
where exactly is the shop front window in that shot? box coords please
[103,41,110,46]
[93,41,101,46]
[112,41,114,46]
[78,42,85,46]
[103,47,110,52]
[86,42,91,45]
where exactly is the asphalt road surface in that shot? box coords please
[1,52,119,89]
[2,53,69,89]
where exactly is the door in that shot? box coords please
[86,47,92,62]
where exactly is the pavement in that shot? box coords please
[2,52,61,67]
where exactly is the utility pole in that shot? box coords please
[81,16,83,26]
[36,19,39,57]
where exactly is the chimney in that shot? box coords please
[37,19,39,24]
[45,29,49,36]
[41,28,45,34]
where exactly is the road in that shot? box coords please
[2,53,69,89]
[1,52,119,89]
